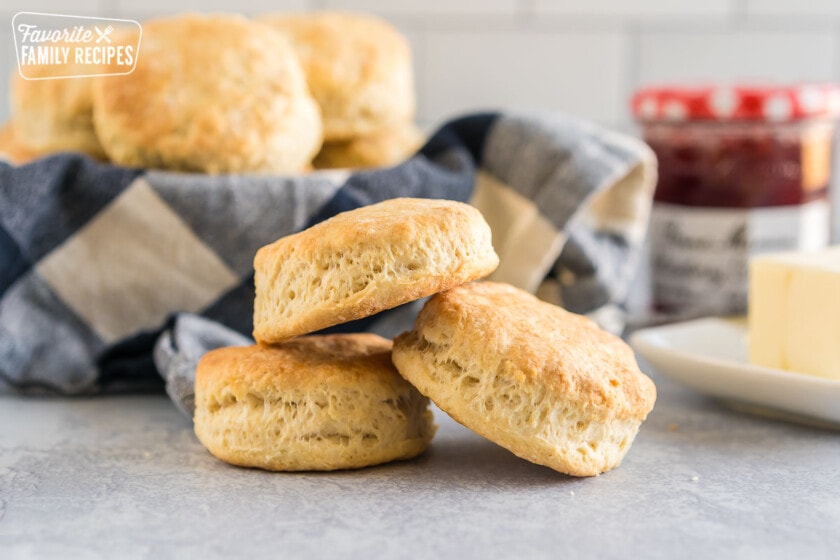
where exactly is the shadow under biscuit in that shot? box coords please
[418,419,572,482]
[324,411,573,489]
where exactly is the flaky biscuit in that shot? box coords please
[253,198,499,344]
[92,14,322,174]
[0,123,40,165]
[194,334,436,471]
[261,12,415,141]
[392,282,657,477]
[312,122,424,170]
[10,63,106,160]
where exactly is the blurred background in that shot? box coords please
[6,0,840,313]
[2,0,840,133]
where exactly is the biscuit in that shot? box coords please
[92,14,322,174]
[193,334,436,471]
[0,123,39,165]
[261,12,415,141]
[312,123,424,170]
[253,198,499,344]
[10,63,106,160]
[392,282,657,477]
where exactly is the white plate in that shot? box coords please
[630,318,840,427]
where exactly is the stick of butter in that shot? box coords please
[749,247,840,380]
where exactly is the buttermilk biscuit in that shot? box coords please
[194,334,436,471]
[0,123,40,165]
[261,12,415,141]
[92,14,322,174]
[392,282,657,477]
[253,198,499,344]
[10,63,106,160]
[312,123,424,170]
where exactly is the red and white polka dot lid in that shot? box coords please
[631,84,840,122]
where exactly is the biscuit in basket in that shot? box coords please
[261,12,415,141]
[92,14,322,174]
[194,334,436,471]
[312,123,424,170]
[392,282,657,477]
[0,123,40,165]
[253,198,499,343]
[10,61,106,160]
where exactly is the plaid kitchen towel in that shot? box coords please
[0,111,656,411]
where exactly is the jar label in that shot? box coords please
[649,200,830,316]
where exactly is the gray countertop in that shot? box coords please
[1,365,839,559]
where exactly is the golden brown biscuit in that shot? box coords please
[0,123,40,165]
[392,282,657,477]
[92,14,322,174]
[261,12,415,141]
[253,198,499,344]
[10,62,106,159]
[312,122,424,170]
[193,334,436,471]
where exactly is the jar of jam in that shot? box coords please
[632,84,840,317]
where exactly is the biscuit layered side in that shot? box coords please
[312,122,424,170]
[194,197,498,472]
[199,196,655,476]
[252,198,500,344]
[392,282,657,477]
[194,334,436,471]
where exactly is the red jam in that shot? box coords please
[647,121,831,209]
[632,85,838,317]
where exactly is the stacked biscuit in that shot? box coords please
[194,198,497,471]
[194,198,657,476]
[1,12,421,172]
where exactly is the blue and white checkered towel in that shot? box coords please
[0,111,656,415]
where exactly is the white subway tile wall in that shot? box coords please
[324,0,519,17]
[639,31,839,84]
[747,0,840,18]
[533,0,733,20]
[2,0,101,16]
[108,0,309,19]
[423,30,626,124]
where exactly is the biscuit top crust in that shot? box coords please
[96,13,308,109]
[403,282,657,421]
[252,197,499,343]
[260,11,415,139]
[254,197,495,271]
[261,12,409,90]
[92,13,320,172]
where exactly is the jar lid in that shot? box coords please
[631,84,840,122]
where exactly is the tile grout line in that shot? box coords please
[622,24,642,128]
